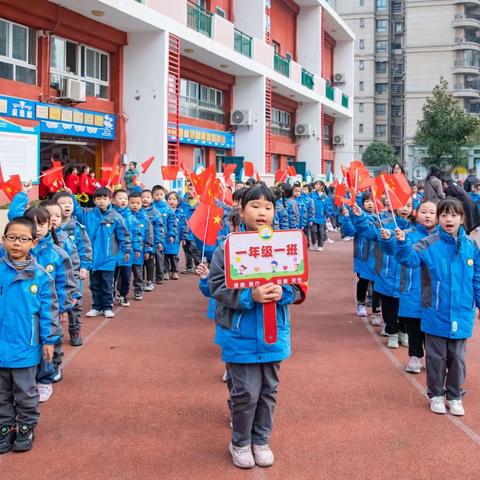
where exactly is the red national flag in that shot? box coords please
[223,163,237,187]
[275,169,288,183]
[374,173,411,210]
[243,161,255,177]
[214,180,233,206]
[2,175,22,201]
[287,165,297,177]
[255,171,260,182]
[161,166,179,180]
[201,176,220,206]
[334,183,355,207]
[349,163,372,192]
[100,166,112,186]
[140,156,154,174]
[371,182,385,212]
[341,165,351,187]
[42,165,64,188]
[189,202,224,246]
[331,178,339,190]
[389,173,412,206]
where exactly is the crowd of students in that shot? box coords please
[2,169,480,471]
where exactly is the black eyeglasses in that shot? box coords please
[3,234,34,244]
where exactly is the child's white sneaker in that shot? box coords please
[399,332,409,347]
[103,310,115,318]
[222,370,228,382]
[405,356,422,374]
[356,304,368,317]
[309,244,318,251]
[371,314,382,326]
[447,399,465,416]
[229,443,255,469]
[252,444,274,467]
[119,296,130,307]
[326,238,335,244]
[85,309,102,317]
[37,383,53,403]
[144,281,154,292]
[316,246,324,251]
[430,396,447,414]
[387,334,399,349]
[380,324,388,337]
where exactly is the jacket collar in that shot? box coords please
[0,255,37,280]
[438,225,466,245]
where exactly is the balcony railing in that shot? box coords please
[234,29,253,58]
[187,1,213,38]
[342,93,349,108]
[326,82,335,101]
[274,53,290,77]
[301,68,314,89]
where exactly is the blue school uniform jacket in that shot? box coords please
[311,191,332,225]
[395,226,480,339]
[208,242,303,364]
[131,209,154,266]
[353,211,411,297]
[274,200,289,230]
[181,195,198,242]
[301,193,315,225]
[58,217,93,272]
[285,198,299,229]
[73,200,131,272]
[164,207,187,256]
[114,206,143,267]
[0,256,61,368]
[381,224,436,319]
[154,200,177,245]
[143,205,164,249]
[294,197,307,229]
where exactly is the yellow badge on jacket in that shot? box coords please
[30,284,38,294]
[46,264,54,273]
[467,258,474,267]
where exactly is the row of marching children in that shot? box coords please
[340,186,480,418]
[0,177,220,454]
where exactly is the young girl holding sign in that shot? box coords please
[208,184,305,469]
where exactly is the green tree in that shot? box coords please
[415,78,480,168]
[362,142,397,167]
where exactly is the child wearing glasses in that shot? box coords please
[0,217,60,453]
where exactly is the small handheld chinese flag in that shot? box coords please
[243,161,255,177]
[42,165,64,189]
[349,162,372,192]
[2,175,22,201]
[275,169,288,183]
[141,156,154,174]
[223,163,237,187]
[341,165,351,187]
[161,166,179,181]
[334,183,355,207]
[189,202,224,246]
[287,165,297,177]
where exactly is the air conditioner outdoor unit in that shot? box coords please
[334,73,346,84]
[333,134,345,145]
[230,109,253,126]
[295,123,312,136]
[60,78,86,102]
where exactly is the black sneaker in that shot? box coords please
[69,333,83,347]
[156,279,164,285]
[12,425,34,452]
[0,425,16,454]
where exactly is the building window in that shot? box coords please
[359,81,364,91]
[180,78,225,123]
[359,39,364,50]
[375,124,386,136]
[376,20,387,33]
[193,147,206,169]
[50,36,109,99]
[375,103,386,116]
[395,22,403,33]
[375,61,388,74]
[323,124,331,145]
[376,0,387,11]
[0,19,36,85]
[272,41,280,55]
[271,107,292,138]
[271,154,280,172]
[359,145,364,155]
[359,18,365,28]
[359,60,364,70]
[375,41,387,53]
[215,7,226,18]
[359,103,364,112]
[215,148,226,173]
[359,123,364,133]
[375,82,388,94]
[360,0,364,5]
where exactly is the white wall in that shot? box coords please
[233,0,265,41]
[297,6,321,76]
[124,31,169,186]
[334,39,355,99]
[232,76,266,171]
[296,103,322,175]
[333,116,354,173]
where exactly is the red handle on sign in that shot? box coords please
[263,301,277,344]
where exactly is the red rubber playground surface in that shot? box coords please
[2,233,480,479]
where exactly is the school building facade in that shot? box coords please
[0,0,354,190]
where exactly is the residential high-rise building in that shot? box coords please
[334,0,480,175]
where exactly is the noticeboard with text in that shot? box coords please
[224,227,308,289]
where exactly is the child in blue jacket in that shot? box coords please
[272,187,289,230]
[393,198,480,416]
[311,181,332,251]
[181,184,202,273]
[379,200,438,374]
[292,184,307,230]
[153,185,177,282]
[113,189,143,307]
[165,192,187,280]
[141,189,164,290]
[129,192,154,301]
[0,216,60,453]
[73,187,131,319]
[301,184,315,247]
[208,184,304,469]
[352,197,413,349]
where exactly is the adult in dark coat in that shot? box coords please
[463,168,480,193]
[443,180,480,234]
[423,167,446,203]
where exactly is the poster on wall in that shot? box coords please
[0,117,40,183]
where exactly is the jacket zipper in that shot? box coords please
[30,315,35,345]
[235,312,244,331]
[385,256,390,276]
[435,281,440,310]
[408,269,413,292]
